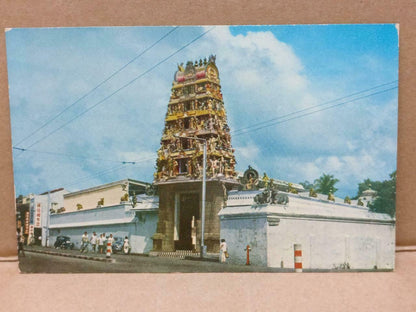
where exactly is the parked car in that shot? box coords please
[54,235,75,250]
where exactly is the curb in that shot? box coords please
[184,256,219,262]
[26,249,115,263]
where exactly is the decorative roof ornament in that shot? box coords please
[177,63,185,72]
[208,54,216,64]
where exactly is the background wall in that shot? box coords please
[50,204,158,253]
[267,218,395,269]
[64,184,125,212]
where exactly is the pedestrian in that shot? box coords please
[98,234,105,254]
[80,231,89,253]
[123,236,130,254]
[219,239,228,263]
[17,229,25,257]
[90,232,97,253]
[107,233,114,254]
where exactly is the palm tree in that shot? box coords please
[314,173,339,195]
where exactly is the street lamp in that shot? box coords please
[175,135,207,258]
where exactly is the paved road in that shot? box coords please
[19,251,289,273]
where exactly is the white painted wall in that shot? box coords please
[220,216,268,266]
[49,203,158,254]
[267,217,395,269]
[220,191,395,270]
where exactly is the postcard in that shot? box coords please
[6,25,398,272]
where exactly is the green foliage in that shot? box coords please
[299,180,313,190]
[314,174,339,195]
[354,178,383,199]
[368,171,396,217]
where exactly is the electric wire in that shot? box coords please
[232,85,398,137]
[64,163,128,188]
[13,80,397,166]
[12,146,155,164]
[231,80,398,135]
[15,83,397,191]
[14,26,216,153]
[13,26,180,148]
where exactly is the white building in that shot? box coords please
[48,179,159,254]
[219,189,395,270]
[27,188,68,247]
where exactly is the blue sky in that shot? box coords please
[6,25,398,198]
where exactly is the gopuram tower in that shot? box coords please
[152,55,239,253]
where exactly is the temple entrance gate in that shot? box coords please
[175,193,199,250]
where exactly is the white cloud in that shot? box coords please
[8,26,397,196]
[235,143,260,160]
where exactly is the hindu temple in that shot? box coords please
[152,55,239,253]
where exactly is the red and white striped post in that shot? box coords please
[106,241,112,258]
[294,244,302,273]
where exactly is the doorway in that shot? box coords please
[175,193,199,250]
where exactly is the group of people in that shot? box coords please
[80,231,126,254]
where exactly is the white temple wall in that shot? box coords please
[219,190,395,270]
[267,217,395,270]
[220,216,268,266]
[49,204,158,254]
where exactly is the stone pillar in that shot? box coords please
[152,185,175,252]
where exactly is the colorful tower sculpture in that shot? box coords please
[155,55,236,181]
[152,55,239,253]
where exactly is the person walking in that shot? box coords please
[219,239,228,263]
[123,236,130,254]
[90,232,97,253]
[80,231,89,253]
[107,233,114,254]
[17,229,25,257]
[98,234,105,254]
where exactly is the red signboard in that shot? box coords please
[25,212,29,234]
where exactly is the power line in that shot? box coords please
[233,85,398,137]
[13,26,180,148]
[231,80,398,135]
[12,146,155,164]
[16,26,216,152]
[64,163,129,188]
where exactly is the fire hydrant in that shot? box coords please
[244,245,251,265]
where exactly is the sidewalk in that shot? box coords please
[24,245,116,262]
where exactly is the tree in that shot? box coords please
[354,178,382,199]
[368,171,396,217]
[299,180,314,190]
[314,173,339,195]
